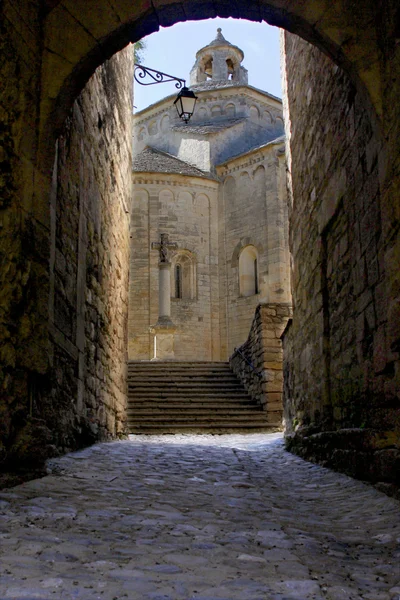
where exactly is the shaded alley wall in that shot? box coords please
[281,33,400,486]
[0,47,133,473]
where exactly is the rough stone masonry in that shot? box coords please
[0,46,133,480]
[281,33,400,487]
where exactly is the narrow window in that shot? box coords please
[175,264,182,299]
[226,58,234,80]
[204,57,213,80]
[254,258,259,294]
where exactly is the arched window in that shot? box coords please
[226,58,235,80]
[138,127,146,141]
[211,105,222,117]
[203,56,213,80]
[148,119,158,135]
[160,114,170,132]
[171,251,196,300]
[225,103,236,117]
[249,105,260,121]
[197,106,208,121]
[239,246,259,297]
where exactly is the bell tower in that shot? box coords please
[190,28,248,86]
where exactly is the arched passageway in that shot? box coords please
[40,0,385,153]
[0,0,399,484]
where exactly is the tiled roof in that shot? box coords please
[196,28,244,60]
[216,135,286,167]
[171,117,246,135]
[132,147,218,180]
[191,80,239,93]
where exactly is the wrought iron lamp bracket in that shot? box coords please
[134,64,186,89]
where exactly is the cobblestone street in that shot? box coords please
[0,433,399,600]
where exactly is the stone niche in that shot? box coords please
[281,32,400,488]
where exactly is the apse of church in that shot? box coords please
[129,30,290,361]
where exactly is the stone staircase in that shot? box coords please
[127,361,280,433]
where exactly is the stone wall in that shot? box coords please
[217,142,291,358]
[0,46,133,476]
[281,33,400,486]
[0,0,49,478]
[229,303,292,425]
[129,91,290,362]
[133,87,284,173]
[129,176,220,361]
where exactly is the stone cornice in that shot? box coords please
[133,85,282,127]
[132,173,219,191]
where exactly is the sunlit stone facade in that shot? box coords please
[129,30,290,360]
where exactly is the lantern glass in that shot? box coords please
[174,87,197,123]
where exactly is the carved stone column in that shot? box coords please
[150,262,176,360]
[150,233,178,360]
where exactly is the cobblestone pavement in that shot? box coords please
[0,433,399,600]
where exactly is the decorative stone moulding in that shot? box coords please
[152,315,177,331]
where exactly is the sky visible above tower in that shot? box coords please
[133,18,282,112]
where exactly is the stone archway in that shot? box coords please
[1,0,399,482]
[40,0,385,159]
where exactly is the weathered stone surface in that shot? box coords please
[0,47,133,475]
[281,33,400,484]
[0,434,399,599]
[230,303,292,422]
[129,33,289,361]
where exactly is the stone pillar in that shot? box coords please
[159,262,171,320]
[150,261,176,360]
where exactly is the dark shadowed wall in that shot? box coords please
[0,47,133,472]
[281,33,400,487]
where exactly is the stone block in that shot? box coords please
[373,325,387,374]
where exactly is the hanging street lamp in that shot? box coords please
[134,65,197,124]
[173,87,197,124]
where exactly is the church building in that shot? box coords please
[128,29,291,361]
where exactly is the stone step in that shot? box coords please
[129,394,253,398]
[129,418,268,426]
[128,368,233,373]
[128,385,246,396]
[128,370,237,375]
[128,365,233,369]
[128,361,229,366]
[129,395,251,400]
[128,400,256,408]
[126,361,277,434]
[128,413,268,422]
[128,407,262,415]
[128,384,249,391]
[129,423,280,432]
[128,374,239,380]
[128,379,245,385]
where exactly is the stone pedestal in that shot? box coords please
[150,319,177,361]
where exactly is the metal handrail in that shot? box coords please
[232,347,263,378]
